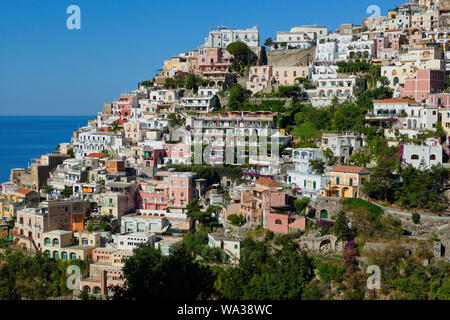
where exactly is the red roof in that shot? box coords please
[14,188,33,196]
[331,165,370,174]
[255,177,282,187]
[86,153,108,158]
[375,99,417,104]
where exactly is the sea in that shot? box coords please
[0,116,94,183]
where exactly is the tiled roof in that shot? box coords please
[86,153,108,158]
[375,99,416,104]
[331,165,370,174]
[14,188,34,196]
[255,177,282,187]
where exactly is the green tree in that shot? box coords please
[309,159,325,174]
[294,198,310,214]
[113,243,215,300]
[334,211,352,241]
[264,37,274,47]
[61,187,73,198]
[227,84,249,110]
[227,214,245,226]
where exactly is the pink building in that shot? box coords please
[427,93,450,108]
[401,69,444,102]
[136,171,197,212]
[375,30,407,59]
[112,94,138,123]
[268,211,306,235]
[247,66,273,94]
[163,143,192,165]
[196,48,231,73]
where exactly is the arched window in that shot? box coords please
[430,154,436,160]
[44,238,51,245]
[70,253,77,260]
[53,251,59,259]
[411,155,419,160]
[275,219,282,225]
[61,252,68,260]
[53,238,59,246]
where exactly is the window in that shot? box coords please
[349,178,353,186]
[430,154,436,160]
[411,155,419,160]
[336,177,340,185]
[275,219,282,225]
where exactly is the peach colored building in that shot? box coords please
[13,198,90,250]
[136,171,197,212]
[196,47,231,73]
[80,247,132,296]
[239,178,286,227]
[247,65,273,93]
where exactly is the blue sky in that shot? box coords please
[0,0,401,116]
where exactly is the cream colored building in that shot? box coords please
[272,66,309,85]
[42,230,101,261]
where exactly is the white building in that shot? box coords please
[180,95,220,113]
[47,159,87,191]
[202,26,259,49]
[208,232,242,262]
[367,99,438,138]
[120,212,170,234]
[73,131,124,159]
[315,34,374,62]
[320,132,364,163]
[198,87,220,96]
[275,28,316,49]
[289,25,328,39]
[402,138,442,169]
[310,76,366,106]
[112,232,157,251]
[287,148,330,200]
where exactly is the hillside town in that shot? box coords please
[1,0,450,301]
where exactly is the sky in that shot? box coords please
[0,0,403,116]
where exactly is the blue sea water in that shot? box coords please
[0,116,94,183]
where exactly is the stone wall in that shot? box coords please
[267,46,316,67]
[307,196,344,219]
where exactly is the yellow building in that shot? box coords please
[439,108,450,137]
[321,165,370,198]
[0,200,22,220]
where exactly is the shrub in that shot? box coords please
[412,212,421,224]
